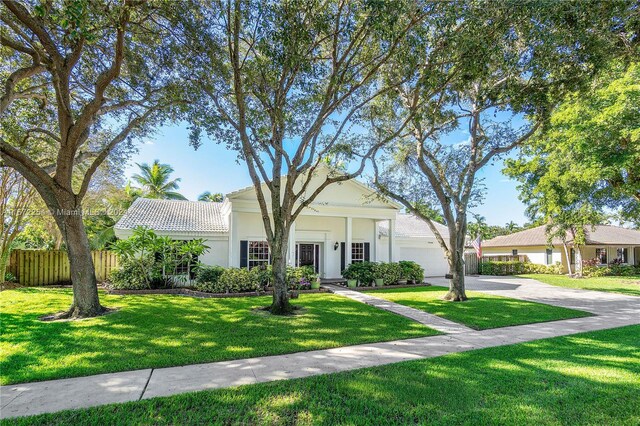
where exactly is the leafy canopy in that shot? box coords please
[505,62,640,228]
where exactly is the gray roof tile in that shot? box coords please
[483,225,640,247]
[115,198,227,233]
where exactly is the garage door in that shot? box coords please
[399,246,449,277]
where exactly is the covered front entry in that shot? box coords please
[296,243,320,273]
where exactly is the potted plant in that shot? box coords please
[399,261,425,284]
[342,264,358,288]
[310,278,321,290]
[369,262,382,286]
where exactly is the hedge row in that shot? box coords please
[479,261,563,276]
[195,265,319,294]
[583,264,640,278]
[342,261,424,286]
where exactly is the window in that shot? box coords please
[570,248,576,265]
[545,249,553,265]
[248,241,270,269]
[351,242,365,263]
[157,241,199,277]
[616,247,628,264]
[595,248,607,265]
[512,249,518,256]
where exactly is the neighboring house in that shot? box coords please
[482,225,640,272]
[114,168,450,278]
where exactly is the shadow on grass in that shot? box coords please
[7,325,640,426]
[366,286,590,330]
[0,288,436,385]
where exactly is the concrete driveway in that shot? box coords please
[426,275,640,316]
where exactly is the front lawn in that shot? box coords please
[518,274,640,297]
[365,286,590,330]
[0,288,436,385]
[7,325,640,425]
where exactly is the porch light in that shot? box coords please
[334,242,339,251]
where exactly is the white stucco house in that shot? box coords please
[114,172,450,278]
[482,225,640,272]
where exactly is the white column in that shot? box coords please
[323,234,330,278]
[228,211,236,267]
[288,221,296,266]
[388,218,396,262]
[345,217,353,265]
[372,220,378,261]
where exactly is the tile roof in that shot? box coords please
[114,198,228,233]
[379,213,450,239]
[483,225,640,247]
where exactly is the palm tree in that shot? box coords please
[131,160,187,200]
[505,221,520,233]
[198,191,224,202]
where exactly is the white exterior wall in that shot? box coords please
[230,213,378,278]
[378,237,449,277]
[484,244,639,272]
[483,246,565,271]
[201,239,229,267]
[113,228,230,267]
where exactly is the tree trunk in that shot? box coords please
[444,248,467,301]
[563,243,573,276]
[0,249,10,283]
[574,246,583,278]
[53,206,105,318]
[269,231,294,315]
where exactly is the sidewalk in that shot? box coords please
[2,277,640,419]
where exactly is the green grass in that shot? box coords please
[5,325,639,426]
[518,274,640,297]
[0,288,437,385]
[364,286,590,330]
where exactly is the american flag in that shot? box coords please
[471,235,482,259]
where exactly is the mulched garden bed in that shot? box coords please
[106,287,331,298]
[337,282,432,291]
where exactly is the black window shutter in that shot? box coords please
[314,244,320,274]
[340,242,346,272]
[240,240,248,268]
[364,242,370,262]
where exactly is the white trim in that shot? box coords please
[345,217,353,265]
[388,218,396,262]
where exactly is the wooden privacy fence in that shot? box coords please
[464,252,480,275]
[7,249,118,286]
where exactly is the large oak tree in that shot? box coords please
[179,0,426,314]
[371,1,637,300]
[1,0,179,317]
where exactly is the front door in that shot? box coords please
[297,243,319,273]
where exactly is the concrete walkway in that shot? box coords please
[427,275,640,315]
[2,276,640,419]
[324,284,474,334]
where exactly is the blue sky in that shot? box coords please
[124,123,529,227]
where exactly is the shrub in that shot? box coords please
[399,261,424,283]
[479,261,563,276]
[582,262,640,278]
[201,267,261,293]
[4,272,16,283]
[196,265,225,285]
[286,266,318,290]
[111,226,210,285]
[195,265,226,292]
[378,262,403,285]
[341,262,378,285]
[109,257,157,290]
